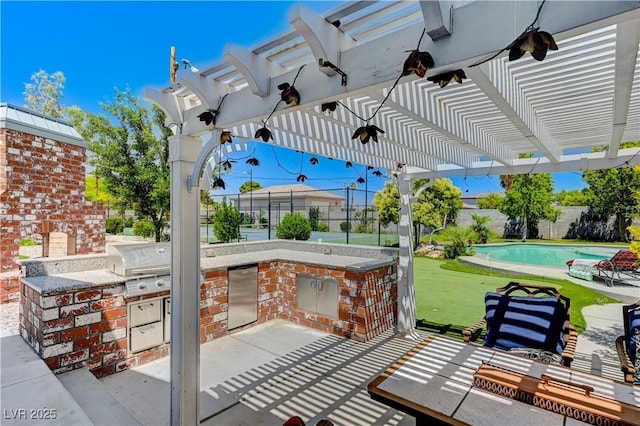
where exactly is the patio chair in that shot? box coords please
[566,249,639,286]
[282,417,334,426]
[614,300,640,384]
[462,281,578,367]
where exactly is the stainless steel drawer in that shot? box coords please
[129,322,163,353]
[129,300,162,327]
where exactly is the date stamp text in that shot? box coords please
[3,408,58,421]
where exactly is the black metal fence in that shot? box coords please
[203,187,399,247]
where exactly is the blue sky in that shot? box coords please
[1,1,586,198]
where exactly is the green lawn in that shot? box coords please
[413,256,619,337]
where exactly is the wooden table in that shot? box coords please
[368,335,640,426]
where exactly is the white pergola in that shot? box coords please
[145,1,640,423]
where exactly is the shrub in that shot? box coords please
[124,217,134,228]
[19,238,38,246]
[354,222,371,233]
[340,221,351,232]
[106,217,124,234]
[213,198,241,243]
[133,220,155,238]
[316,223,329,232]
[276,213,311,240]
[441,226,475,259]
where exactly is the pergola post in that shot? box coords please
[168,134,202,426]
[395,176,417,337]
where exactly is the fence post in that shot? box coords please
[378,220,381,246]
[290,190,293,213]
[268,192,271,240]
[346,187,350,244]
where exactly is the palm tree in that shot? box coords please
[441,226,475,258]
[471,214,494,244]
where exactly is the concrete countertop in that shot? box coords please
[22,270,124,295]
[22,245,396,295]
[199,248,394,271]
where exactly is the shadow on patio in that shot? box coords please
[101,320,424,425]
[97,318,631,426]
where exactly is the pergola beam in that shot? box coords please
[420,0,453,41]
[406,147,640,180]
[175,68,228,111]
[289,3,356,77]
[193,1,640,134]
[223,43,286,97]
[466,63,562,163]
[609,20,640,158]
[371,90,507,167]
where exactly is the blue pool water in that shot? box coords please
[474,244,623,267]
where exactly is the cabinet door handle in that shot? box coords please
[317,281,324,292]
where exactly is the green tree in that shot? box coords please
[583,143,640,241]
[239,180,261,194]
[69,89,171,242]
[276,213,311,240]
[498,172,561,241]
[412,178,462,229]
[85,174,113,205]
[555,189,591,206]
[23,70,66,118]
[477,193,504,209]
[372,181,400,227]
[213,197,241,243]
[200,190,215,206]
[308,206,321,231]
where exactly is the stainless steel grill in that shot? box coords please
[107,243,171,297]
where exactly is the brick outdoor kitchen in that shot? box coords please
[1,104,400,379]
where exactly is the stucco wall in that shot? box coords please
[457,206,627,240]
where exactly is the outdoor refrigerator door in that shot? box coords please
[227,264,258,330]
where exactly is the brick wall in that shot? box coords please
[20,282,171,378]
[22,260,397,378]
[0,128,105,303]
[276,263,397,342]
[199,268,229,343]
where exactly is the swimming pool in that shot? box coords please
[474,244,624,268]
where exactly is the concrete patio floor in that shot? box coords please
[0,310,632,426]
[100,319,420,425]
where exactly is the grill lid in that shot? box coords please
[107,242,171,277]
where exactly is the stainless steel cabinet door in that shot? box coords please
[316,279,338,318]
[129,300,162,327]
[130,322,163,353]
[296,275,316,312]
